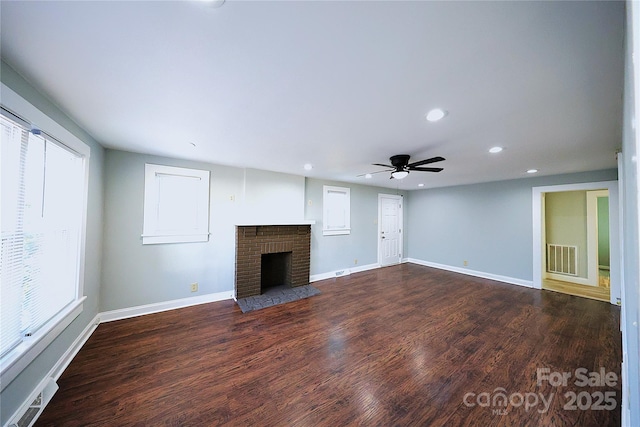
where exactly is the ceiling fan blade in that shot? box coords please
[373,163,394,168]
[356,169,392,177]
[410,167,444,172]
[407,156,445,167]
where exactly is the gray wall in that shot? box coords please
[597,196,610,268]
[545,191,588,278]
[0,61,105,425]
[102,155,409,310]
[304,179,408,275]
[102,150,309,311]
[406,169,617,282]
[621,2,639,423]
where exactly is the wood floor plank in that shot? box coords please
[35,264,621,426]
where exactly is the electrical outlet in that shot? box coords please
[190,283,198,292]
[230,195,235,201]
[308,199,313,206]
[354,259,358,265]
[463,260,468,267]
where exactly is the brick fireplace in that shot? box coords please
[235,224,311,299]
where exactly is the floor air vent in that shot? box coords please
[9,378,58,427]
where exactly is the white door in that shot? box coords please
[378,194,403,266]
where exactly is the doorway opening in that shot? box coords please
[541,189,610,301]
[532,181,620,305]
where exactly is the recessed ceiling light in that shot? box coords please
[489,146,503,154]
[426,108,447,122]
[527,169,538,174]
[303,163,313,171]
[418,183,425,187]
[365,173,373,179]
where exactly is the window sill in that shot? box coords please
[323,228,351,236]
[141,233,210,245]
[0,297,85,392]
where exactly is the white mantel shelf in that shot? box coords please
[235,220,316,226]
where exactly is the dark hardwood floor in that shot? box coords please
[36,264,621,426]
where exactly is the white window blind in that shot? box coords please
[1,111,84,358]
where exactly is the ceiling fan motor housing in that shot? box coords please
[390,154,411,170]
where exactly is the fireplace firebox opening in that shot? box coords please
[235,225,311,299]
[261,252,292,292]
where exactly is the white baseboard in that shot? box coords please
[51,314,101,381]
[100,290,234,323]
[406,258,534,288]
[6,313,99,427]
[7,290,235,427]
[310,262,380,282]
[350,263,381,274]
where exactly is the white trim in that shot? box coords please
[322,228,351,236]
[1,85,91,392]
[142,164,210,245]
[4,313,98,427]
[532,180,621,304]
[406,258,534,288]
[351,263,381,274]
[4,288,235,427]
[0,298,85,392]
[100,291,233,323]
[6,377,58,427]
[310,271,344,282]
[141,234,210,245]
[378,194,404,267]
[309,263,380,282]
[617,152,629,427]
[322,185,351,236]
[587,190,609,286]
[235,220,316,226]
[50,314,100,381]
[1,84,90,158]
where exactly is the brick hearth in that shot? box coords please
[235,225,311,299]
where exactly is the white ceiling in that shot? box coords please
[0,0,625,190]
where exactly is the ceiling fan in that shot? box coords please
[363,154,445,179]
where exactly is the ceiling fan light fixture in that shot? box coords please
[391,170,409,180]
[365,173,373,179]
[426,108,447,122]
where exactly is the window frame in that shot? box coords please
[322,185,351,236]
[142,164,211,245]
[1,83,89,391]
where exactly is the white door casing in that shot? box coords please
[378,194,403,267]
[586,189,609,286]
[532,180,620,305]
